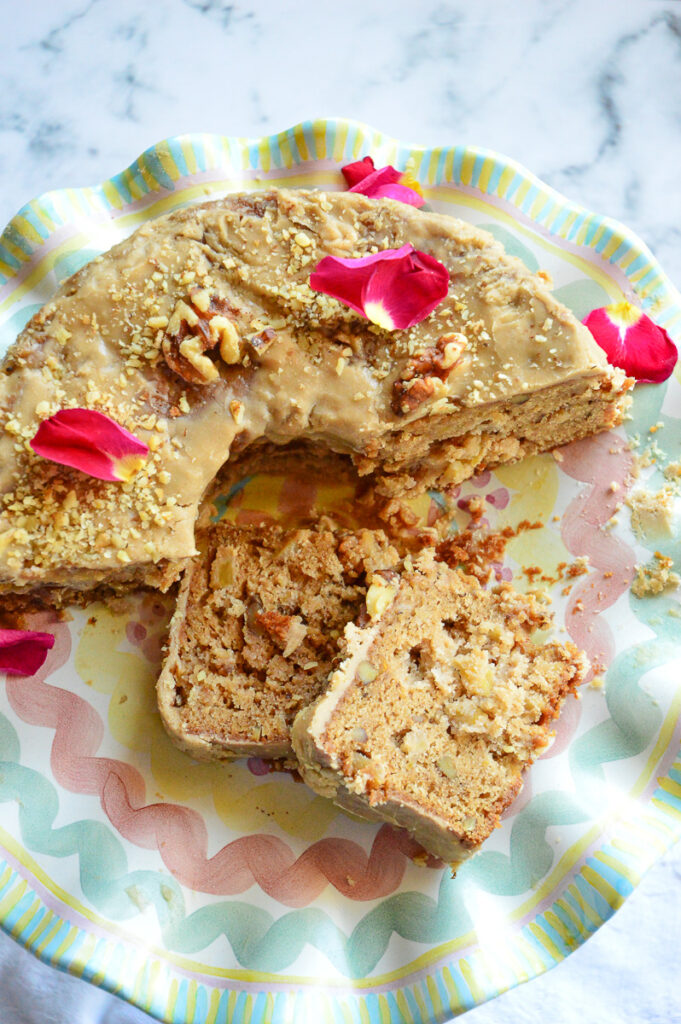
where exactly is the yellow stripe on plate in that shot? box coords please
[11,215,44,247]
[90,942,119,989]
[293,123,311,162]
[225,990,238,1019]
[332,123,348,163]
[477,157,496,195]
[426,974,444,1018]
[412,982,430,1021]
[565,881,604,931]
[69,932,98,978]
[137,159,160,195]
[10,896,40,939]
[1,236,29,264]
[460,957,486,1004]
[590,224,607,251]
[600,233,625,261]
[659,774,681,800]
[395,989,415,1024]
[377,993,392,1024]
[51,924,80,965]
[0,257,17,279]
[652,796,681,821]
[582,864,622,910]
[164,978,180,1019]
[29,198,57,232]
[611,836,656,861]
[575,216,595,247]
[278,133,294,170]
[459,151,476,187]
[101,179,125,210]
[205,987,222,1024]
[495,165,516,198]
[185,979,198,1021]
[515,933,546,975]
[0,878,27,919]
[527,188,547,218]
[23,908,56,950]
[256,139,271,174]
[553,896,588,939]
[155,140,183,183]
[34,919,63,958]
[180,139,199,176]
[593,850,640,888]
[543,909,578,950]
[527,921,562,962]
[312,121,327,159]
[120,167,144,201]
[638,274,666,301]
[558,209,579,238]
[339,998,354,1024]
[426,149,441,185]
[440,964,466,1012]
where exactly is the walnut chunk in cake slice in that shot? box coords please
[291,550,587,866]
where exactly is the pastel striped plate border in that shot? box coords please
[0,119,680,1023]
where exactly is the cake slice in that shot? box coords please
[291,550,586,865]
[157,522,400,760]
[0,187,630,604]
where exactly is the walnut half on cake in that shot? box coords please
[0,188,630,604]
[291,550,587,866]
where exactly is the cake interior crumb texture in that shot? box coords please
[293,551,587,864]
[158,522,400,759]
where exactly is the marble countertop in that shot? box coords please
[1,0,680,1021]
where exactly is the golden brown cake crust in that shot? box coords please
[292,550,587,865]
[0,188,630,601]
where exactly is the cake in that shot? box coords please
[0,188,630,605]
[157,521,401,760]
[291,549,587,865]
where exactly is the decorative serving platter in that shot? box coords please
[0,118,680,1023]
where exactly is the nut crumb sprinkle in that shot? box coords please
[0,188,630,592]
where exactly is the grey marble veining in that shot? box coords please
[1,0,681,280]
[0,1,679,1022]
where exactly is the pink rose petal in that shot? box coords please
[349,165,401,189]
[30,409,149,482]
[361,182,425,208]
[583,302,678,383]
[341,156,377,187]
[0,629,55,676]
[309,244,449,330]
[342,158,424,207]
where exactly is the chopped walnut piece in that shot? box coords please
[210,316,241,364]
[366,576,397,619]
[253,609,308,657]
[162,291,246,384]
[357,661,379,684]
[393,376,436,414]
[391,333,466,415]
[409,332,467,380]
[229,400,245,425]
[247,328,277,359]
[179,335,220,383]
